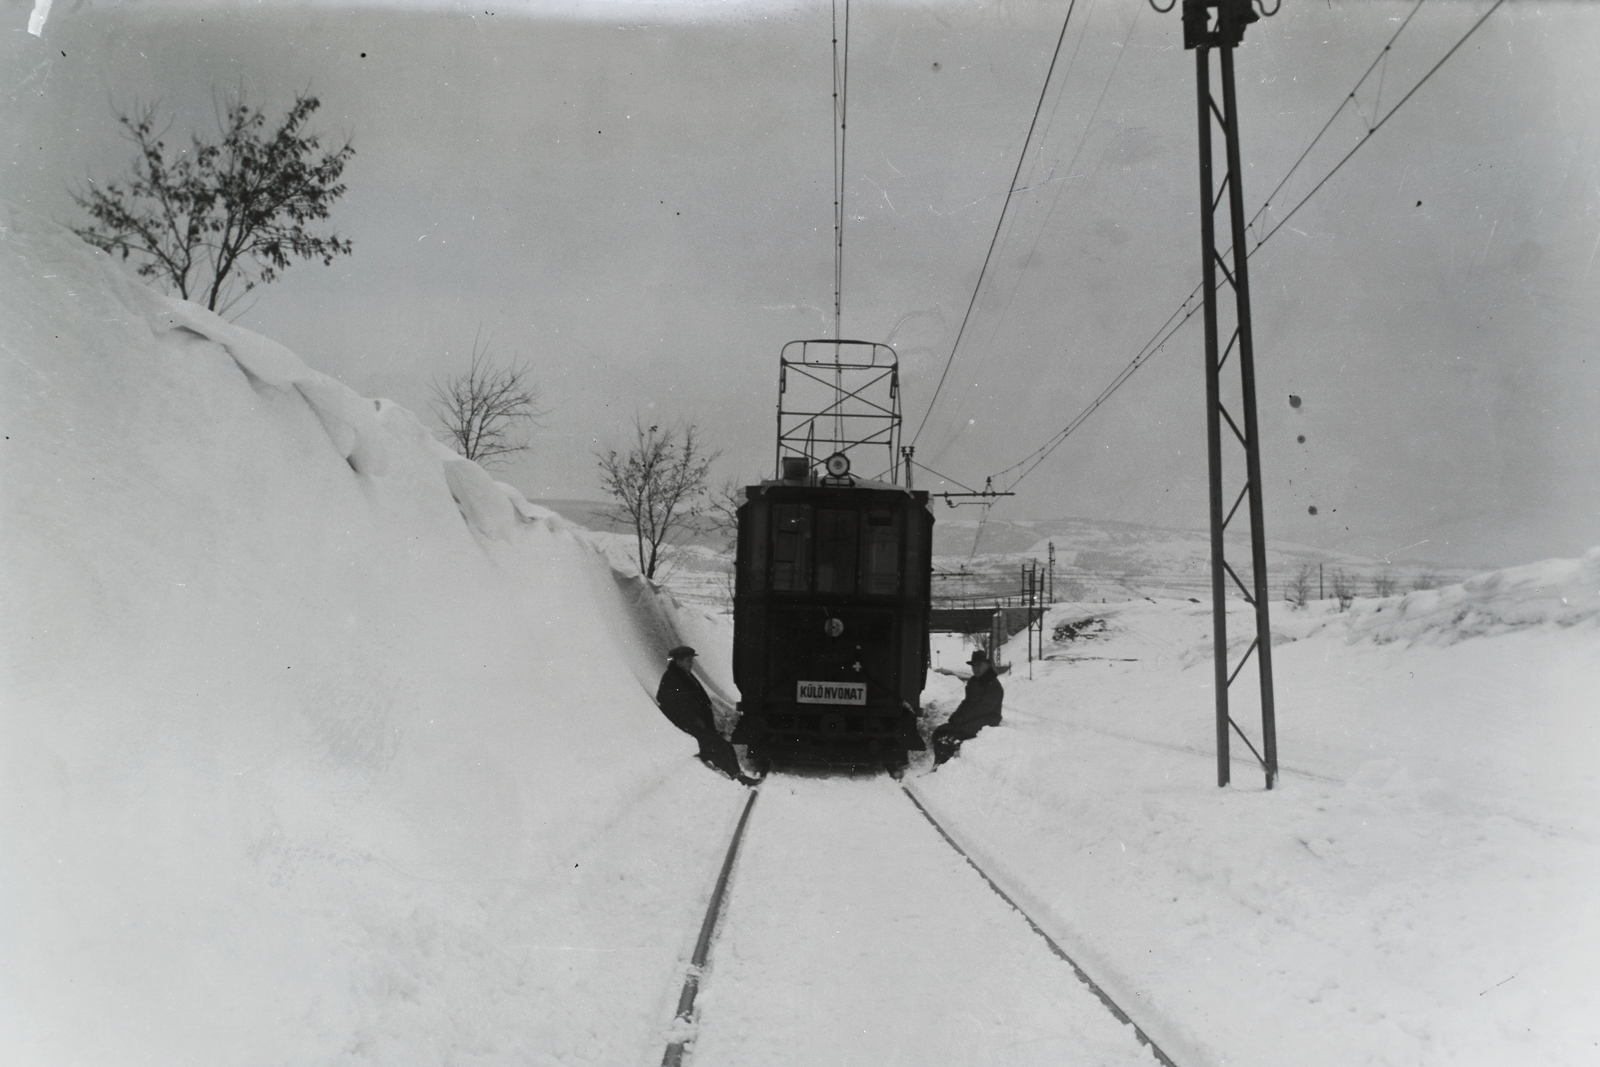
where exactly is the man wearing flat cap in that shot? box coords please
[931,647,1005,766]
[655,645,759,786]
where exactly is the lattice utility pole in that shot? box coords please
[1183,0,1278,788]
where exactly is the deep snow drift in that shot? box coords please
[0,204,747,1065]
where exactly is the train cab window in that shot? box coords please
[815,509,859,593]
[865,510,901,594]
[905,508,930,598]
[739,498,768,592]
[771,505,812,592]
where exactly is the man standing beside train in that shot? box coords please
[931,648,1004,766]
[655,645,760,786]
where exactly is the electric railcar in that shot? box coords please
[729,451,933,769]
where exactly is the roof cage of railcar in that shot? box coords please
[775,339,902,486]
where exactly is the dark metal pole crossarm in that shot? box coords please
[935,491,1016,507]
[935,475,1014,507]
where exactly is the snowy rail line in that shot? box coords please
[660,775,1173,1066]
[902,784,1180,1067]
[661,787,762,1067]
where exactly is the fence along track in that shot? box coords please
[902,784,1182,1067]
[660,786,761,1067]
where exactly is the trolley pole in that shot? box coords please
[1182,0,1278,789]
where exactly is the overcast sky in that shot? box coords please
[6,0,1597,567]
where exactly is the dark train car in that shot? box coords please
[730,454,933,769]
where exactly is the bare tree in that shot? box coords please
[597,420,721,580]
[1329,567,1357,611]
[1285,564,1313,608]
[1372,569,1399,598]
[73,92,353,314]
[1411,571,1441,592]
[703,476,747,550]
[431,335,545,468]
[704,476,746,610]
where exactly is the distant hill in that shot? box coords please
[932,515,1473,603]
[532,499,1474,608]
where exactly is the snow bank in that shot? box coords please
[0,204,741,1065]
[1347,548,1600,645]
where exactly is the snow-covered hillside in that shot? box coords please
[0,204,748,1065]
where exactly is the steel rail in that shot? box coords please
[902,783,1182,1067]
[660,786,761,1067]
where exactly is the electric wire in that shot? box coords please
[1243,0,1424,243]
[961,0,1141,417]
[989,0,1507,495]
[832,0,852,340]
[968,504,994,560]
[1250,0,1505,252]
[911,459,981,495]
[830,0,853,442]
[908,0,1081,449]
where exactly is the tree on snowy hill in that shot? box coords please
[597,420,721,580]
[1330,567,1358,611]
[1285,564,1313,608]
[431,333,546,468]
[71,92,353,314]
[1372,569,1398,598]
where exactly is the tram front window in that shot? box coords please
[865,510,901,594]
[772,505,812,591]
[815,509,858,593]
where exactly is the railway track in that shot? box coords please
[658,774,1181,1066]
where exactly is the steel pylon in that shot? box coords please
[1184,0,1278,789]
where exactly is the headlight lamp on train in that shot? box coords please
[824,617,845,637]
[824,452,851,477]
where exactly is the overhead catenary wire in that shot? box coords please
[1250,0,1505,252]
[832,0,852,341]
[912,459,982,495]
[963,0,1143,397]
[1244,0,1425,244]
[988,0,1508,495]
[830,0,853,444]
[908,0,1081,449]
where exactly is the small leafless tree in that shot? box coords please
[1330,567,1357,611]
[704,476,746,610]
[597,419,721,580]
[1411,571,1440,592]
[431,336,545,469]
[703,476,746,550]
[1372,569,1398,597]
[1285,564,1313,608]
[72,91,353,314]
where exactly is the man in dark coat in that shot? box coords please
[931,648,1004,765]
[655,646,759,786]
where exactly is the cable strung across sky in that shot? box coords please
[908,0,1080,450]
[980,0,1510,498]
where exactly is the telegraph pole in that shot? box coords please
[1177,0,1279,789]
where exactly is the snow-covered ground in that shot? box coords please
[916,563,1600,1067]
[5,203,1597,1066]
[688,775,1161,1066]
